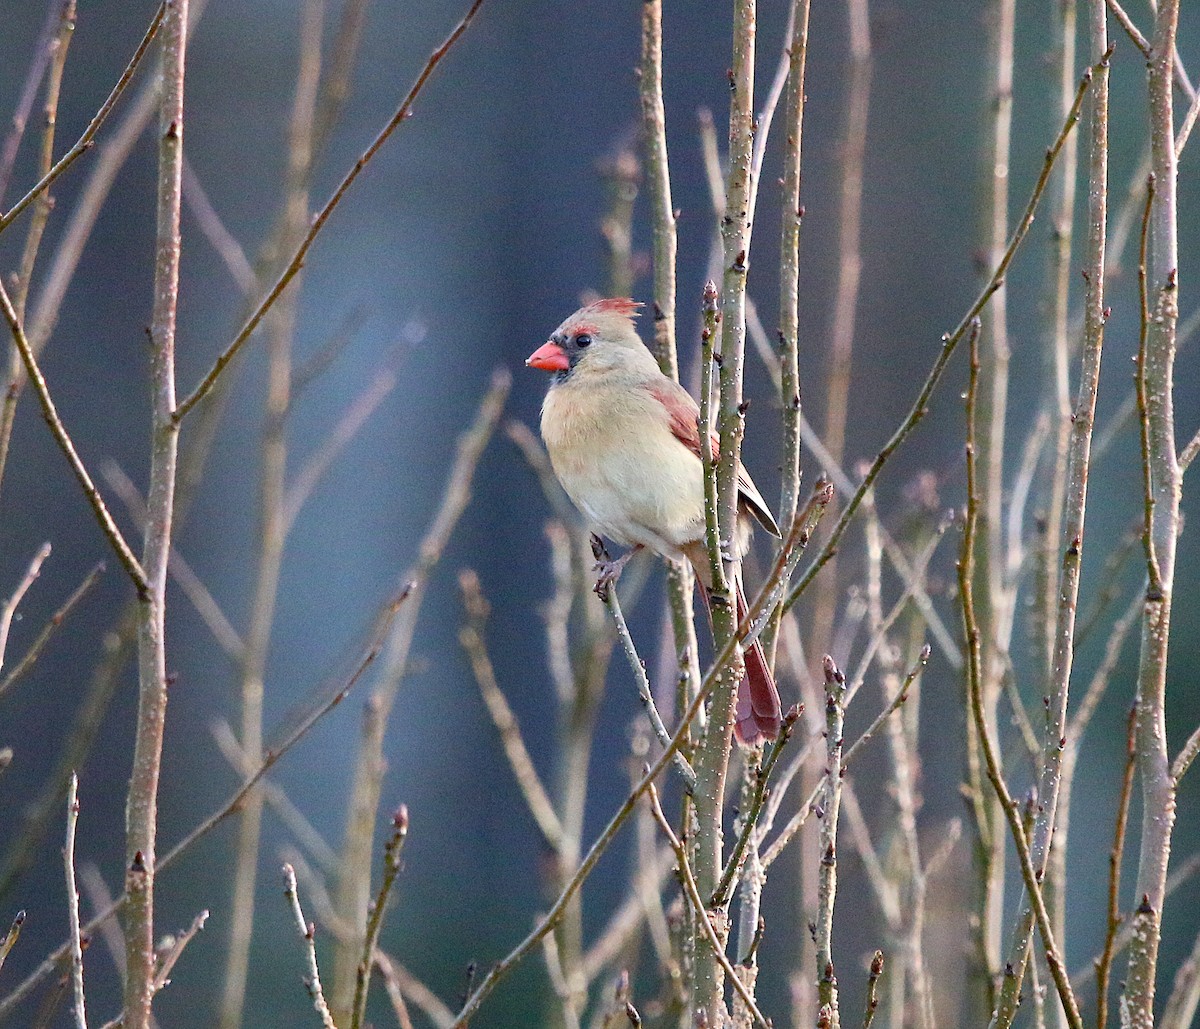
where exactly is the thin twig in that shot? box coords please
[0,911,25,976]
[457,569,564,849]
[0,280,146,593]
[0,3,166,236]
[0,561,102,700]
[602,573,697,791]
[174,0,487,421]
[770,0,811,666]
[814,657,846,1027]
[350,808,408,1029]
[0,543,52,675]
[123,0,187,1020]
[639,0,677,380]
[152,909,208,996]
[283,864,339,1029]
[1096,707,1137,1029]
[863,951,883,1029]
[1171,724,1200,783]
[65,774,87,1029]
[1105,0,1149,54]
[1126,2,1183,1023]
[961,324,1084,1029]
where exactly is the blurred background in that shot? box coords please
[0,0,1198,1025]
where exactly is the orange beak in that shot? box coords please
[526,340,569,372]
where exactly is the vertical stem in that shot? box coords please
[639,0,700,755]
[966,1,1014,1017]
[1126,0,1182,1023]
[639,0,677,383]
[690,5,756,1023]
[814,657,846,1029]
[220,5,323,1024]
[808,0,870,670]
[1039,8,1078,1003]
[1037,0,1078,692]
[764,0,810,667]
[124,0,186,1024]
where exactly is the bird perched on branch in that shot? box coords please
[525,297,783,745]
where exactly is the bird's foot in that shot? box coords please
[590,536,641,600]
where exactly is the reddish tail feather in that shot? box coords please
[697,576,784,745]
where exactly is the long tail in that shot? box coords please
[732,578,783,745]
[694,569,783,745]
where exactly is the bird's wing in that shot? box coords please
[644,378,781,539]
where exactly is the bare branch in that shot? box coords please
[282,864,339,1029]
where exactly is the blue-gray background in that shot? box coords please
[1,1,1198,1025]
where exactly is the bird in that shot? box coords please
[525,296,783,745]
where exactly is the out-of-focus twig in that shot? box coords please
[175,0,487,422]
[0,543,51,676]
[457,569,563,850]
[0,562,102,700]
[0,1,61,204]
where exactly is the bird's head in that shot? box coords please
[526,298,656,381]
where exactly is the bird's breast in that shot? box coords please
[540,379,705,555]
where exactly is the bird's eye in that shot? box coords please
[575,333,592,348]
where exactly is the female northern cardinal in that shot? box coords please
[526,297,783,745]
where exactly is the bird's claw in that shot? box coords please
[590,535,638,600]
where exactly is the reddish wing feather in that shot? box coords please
[646,381,718,461]
[646,381,781,538]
